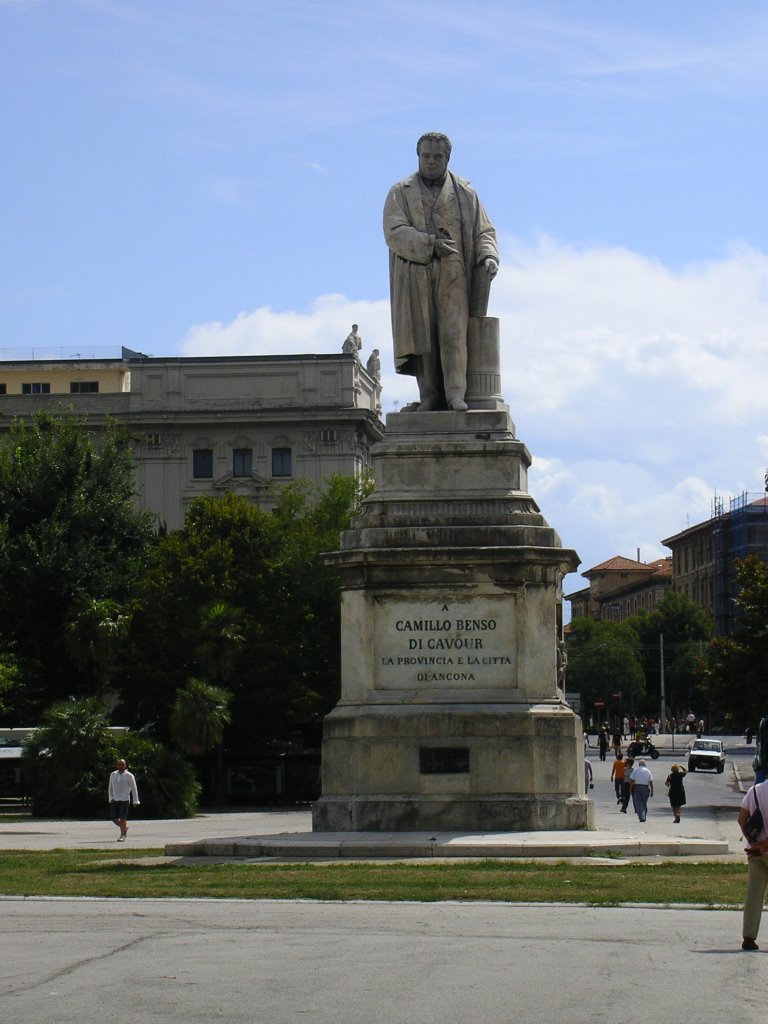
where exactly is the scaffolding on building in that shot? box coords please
[711,491,768,634]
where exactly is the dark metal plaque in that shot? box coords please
[419,747,470,774]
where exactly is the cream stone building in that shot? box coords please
[0,348,384,530]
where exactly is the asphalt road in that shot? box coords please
[586,733,752,848]
[0,897,760,1024]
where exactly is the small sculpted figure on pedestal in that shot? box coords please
[342,323,362,358]
[383,132,499,411]
[366,348,381,378]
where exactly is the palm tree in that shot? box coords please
[23,697,117,816]
[64,597,129,694]
[194,601,246,684]
[192,601,245,805]
[169,678,232,757]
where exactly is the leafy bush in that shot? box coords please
[119,733,200,818]
[23,698,119,817]
[23,697,200,819]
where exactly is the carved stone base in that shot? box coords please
[313,407,587,832]
[313,702,593,832]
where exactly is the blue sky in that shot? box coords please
[2,0,767,595]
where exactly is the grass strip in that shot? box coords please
[0,850,749,905]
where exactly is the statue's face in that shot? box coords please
[418,141,449,181]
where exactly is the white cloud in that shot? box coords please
[180,237,768,589]
[181,295,383,357]
[180,293,417,409]
[493,237,768,442]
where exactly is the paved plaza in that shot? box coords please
[0,734,754,859]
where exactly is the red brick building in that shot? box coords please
[566,555,672,622]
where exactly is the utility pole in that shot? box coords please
[659,633,667,734]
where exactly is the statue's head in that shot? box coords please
[417,132,452,183]
[416,132,452,158]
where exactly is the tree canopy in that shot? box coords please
[565,617,645,719]
[703,556,768,728]
[0,410,156,719]
[0,646,22,718]
[170,678,232,757]
[115,476,365,750]
[22,696,199,818]
[626,591,712,721]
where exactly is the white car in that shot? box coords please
[687,738,726,773]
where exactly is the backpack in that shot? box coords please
[744,786,765,844]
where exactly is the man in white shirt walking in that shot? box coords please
[108,758,140,841]
[629,759,654,822]
[739,778,768,950]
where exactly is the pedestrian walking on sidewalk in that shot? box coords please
[611,729,622,758]
[665,764,687,823]
[597,726,610,762]
[610,752,625,803]
[619,757,634,813]
[739,778,768,951]
[108,758,140,841]
[629,759,654,822]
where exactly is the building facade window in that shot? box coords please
[271,447,292,478]
[232,448,252,478]
[0,383,6,395]
[22,382,50,395]
[70,381,99,393]
[193,448,214,479]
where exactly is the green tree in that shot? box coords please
[23,697,119,817]
[114,492,277,735]
[0,410,156,719]
[703,556,768,728]
[118,733,201,818]
[194,601,246,685]
[627,592,712,721]
[169,675,233,804]
[64,598,130,693]
[566,618,646,720]
[169,678,232,757]
[189,601,243,804]
[116,475,364,748]
[0,646,22,717]
[23,696,201,818]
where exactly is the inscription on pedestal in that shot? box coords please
[374,596,516,689]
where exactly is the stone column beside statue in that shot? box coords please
[312,135,589,833]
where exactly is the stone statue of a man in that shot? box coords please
[383,132,499,412]
[366,348,381,379]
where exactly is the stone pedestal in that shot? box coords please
[312,407,592,832]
